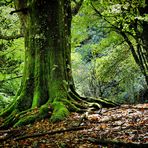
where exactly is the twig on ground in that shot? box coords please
[15,126,89,141]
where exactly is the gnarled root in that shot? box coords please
[0,90,118,129]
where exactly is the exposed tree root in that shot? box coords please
[0,90,118,129]
[0,103,53,129]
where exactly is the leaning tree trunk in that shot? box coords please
[141,22,148,85]
[138,1,148,86]
[0,0,117,128]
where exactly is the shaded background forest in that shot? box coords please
[0,0,148,109]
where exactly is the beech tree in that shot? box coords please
[0,0,116,128]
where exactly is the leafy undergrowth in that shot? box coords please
[0,104,148,148]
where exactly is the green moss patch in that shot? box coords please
[50,100,69,122]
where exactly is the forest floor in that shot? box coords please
[0,104,148,148]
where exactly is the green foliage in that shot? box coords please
[95,41,146,103]
[0,93,7,108]
[0,5,24,97]
[0,0,13,7]
[71,1,101,49]
[0,6,20,35]
[71,0,147,104]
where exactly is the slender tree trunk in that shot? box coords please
[141,22,148,84]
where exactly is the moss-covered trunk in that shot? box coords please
[27,0,71,107]
[0,0,117,128]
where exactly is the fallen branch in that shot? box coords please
[0,129,21,133]
[0,128,25,141]
[0,133,13,142]
[15,126,88,141]
[88,138,148,148]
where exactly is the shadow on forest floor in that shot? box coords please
[0,104,148,147]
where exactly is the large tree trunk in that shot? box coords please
[0,0,117,128]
